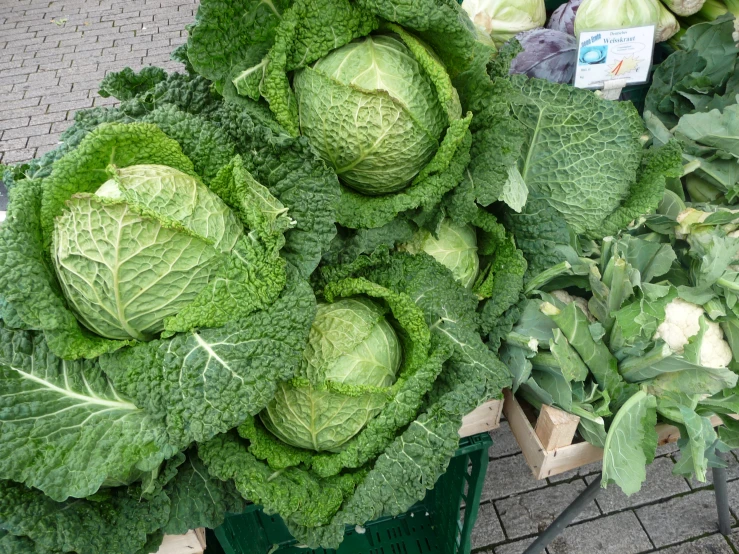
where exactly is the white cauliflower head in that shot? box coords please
[654,298,732,368]
[551,290,596,322]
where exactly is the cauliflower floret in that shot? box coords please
[654,298,733,368]
[702,320,733,368]
[550,290,596,322]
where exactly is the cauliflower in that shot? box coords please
[654,298,733,368]
[551,290,596,322]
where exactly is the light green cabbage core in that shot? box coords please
[401,219,480,288]
[259,297,402,452]
[52,164,243,341]
[294,33,446,196]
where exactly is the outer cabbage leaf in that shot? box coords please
[508,76,645,239]
[0,480,170,554]
[186,0,292,97]
[0,323,173,501]
[100,266,315,447]
[601,390,658,496]
[163,451,245,535]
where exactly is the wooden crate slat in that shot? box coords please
[459,398,503,438]
[535,404,580,451]
[157,529,205,554]
[504,389,738,480]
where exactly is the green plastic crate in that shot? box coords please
[212,432,492,554]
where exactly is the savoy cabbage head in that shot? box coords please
[260,297,402,451]
[52,163,250,341]
[294,33,454,195]
[400,218,480,289]
[201,250,511,548]
[185,0,501,229]
[0,88,345,554]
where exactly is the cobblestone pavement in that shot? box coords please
[0,0,192,164]
[2,1,739,553]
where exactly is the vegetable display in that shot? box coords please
[646,15,739,205]
[0,1,737,553]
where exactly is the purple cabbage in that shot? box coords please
[509,28,578,84]
[546,0,583,36]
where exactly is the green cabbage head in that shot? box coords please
[294,34,448,196]
[574,0,660,38]
[401,219,480,288]
[52,164,243,341]
[260,297,402,452]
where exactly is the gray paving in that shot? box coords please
[2,1,739,553]
[547,512,653,554]
[496,480,601,540]
[0,0,192,163]
[637,490,737,549]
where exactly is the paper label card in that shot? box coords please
[574,25,656,90]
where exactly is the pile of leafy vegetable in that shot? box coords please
[0,1,517,550]
[499,216,738,494]
[645,13,739,205]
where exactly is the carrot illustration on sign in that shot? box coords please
[609,55,640,76]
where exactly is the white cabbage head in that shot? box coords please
[260,297,402,452]
[294,33,447,196]
[401,219,480,288]
[52,164,243,341]
[462,0,546,45]
[574,0,660,38]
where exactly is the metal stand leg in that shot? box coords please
[523,475,602,554]
[713,465,732,536]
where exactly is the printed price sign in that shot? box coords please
[574,25,656,90]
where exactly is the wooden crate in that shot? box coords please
[157,529,206,554]
[459,398,503,438]
[503,389,735,480]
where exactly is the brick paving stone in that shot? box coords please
[490,421,522,459]
[728,480,739,518]
[546,460,602,484]
[0,137,29,152]
[483,453,547,502]
[728,528,739,551]
[2,148,37,164]
[496,480,600,540]
[547,512,653,554]
[2,123,52,141]
[471,502,506,550]
[27,133,61,148]
[658,534,734,554]
[0,117,30,132]
[587,457,691,513]
[637,490,737,548]
[493,538,539,554]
